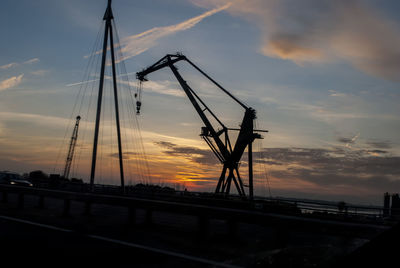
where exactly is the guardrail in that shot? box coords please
[0,184,391,238]
[256,197,386,219]
[27,182,394,219]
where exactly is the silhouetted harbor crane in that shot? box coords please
[136,54,268,199]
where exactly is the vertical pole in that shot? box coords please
[90,15,110,190]
[248,141,254,200]
[109,23,125,194]
[235,167,246,196]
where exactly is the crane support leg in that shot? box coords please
[235,167,246,196]
[225,169,233,195]
[232,173,243,196]
[216,165,227,193]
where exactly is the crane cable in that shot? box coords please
[255,119,272,198]
[71,21,105,181]
[55,15,151,188]
[113,19,151,185]
[53,21,103,178]
[71,44,102,180]
[135,80,143,115]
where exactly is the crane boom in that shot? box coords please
[136,54,266,199]
[63,115,81,179]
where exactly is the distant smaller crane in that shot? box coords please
[63,115,81,179]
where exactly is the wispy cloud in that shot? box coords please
[66,78,99,87]
[328,90,347,97]
[23,58,40,65]
[142,80,185,97]
[117,3,231,61]
[31,69,49,76]
[0,74,24,91]
[0,111,69,128]
[256,146,400,203]
[277,96,398,124]
[65,71,135,87]
[0,63,18,70]
[79,4,230,90]
[66,73,185,98]
[117,78,184,97]
[0,58,39,70]
[192,0,400,81]
[344,133,360,148]
[366,140,393,149]
[155,141,219,166]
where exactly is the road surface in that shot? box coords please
[0,214,237,268]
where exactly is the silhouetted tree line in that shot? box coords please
[27,170,83,188]
[25,170,178,195]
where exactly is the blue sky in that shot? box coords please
[0,0,400,205]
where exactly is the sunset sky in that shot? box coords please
[1,0,400,205]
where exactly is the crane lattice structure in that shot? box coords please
[137,54,268,199]
[63,115,81,179]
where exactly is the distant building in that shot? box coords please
[49,174,60,180]
[391,194,400,218]
[29,170,49,186]
[383,192,390,217]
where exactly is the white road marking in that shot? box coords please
[0,215,73,233]
[0,214,240,268]
[87,234,241,268]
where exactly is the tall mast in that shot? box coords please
[90,0,125,193]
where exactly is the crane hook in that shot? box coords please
[135,81,143,115]
[136,101,142,115]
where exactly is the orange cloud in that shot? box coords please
[192,0,400,81]
[263,35,323,63]
[0,74,24,91]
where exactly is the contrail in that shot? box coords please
[66,72,136,87]
[72,4,230,87]
[118,3,231,62]
[83,3,231,62]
